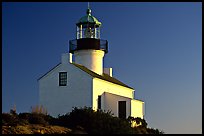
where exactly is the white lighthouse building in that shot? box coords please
[38,7,144,119]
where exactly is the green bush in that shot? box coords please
[57,107,133,134]
[127,116,148,127]
[28,113,48,126]
[18,112,55,126]
[2,113,19,126]
[57,107,164,134]
[18,113,31,120]
[43,114,57,125]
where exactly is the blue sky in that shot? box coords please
[2,2,202,134]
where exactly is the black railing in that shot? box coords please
[69,38,108,54]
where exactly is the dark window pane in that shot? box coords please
[59,72,67,86]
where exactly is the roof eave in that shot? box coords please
[37,63,61,81]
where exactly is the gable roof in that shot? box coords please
[37,63,61,81]
[37,62,134,90]
[71,63,134,89]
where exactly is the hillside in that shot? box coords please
[2,124,89,134]
[2,125,73,134]
[2,107,164,134]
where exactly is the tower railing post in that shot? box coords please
[80,25,82,38]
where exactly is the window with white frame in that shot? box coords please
[59,72,67,86]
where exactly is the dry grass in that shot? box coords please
[2,125,72,134]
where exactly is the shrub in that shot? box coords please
[57,107,134,134]
[18,112,55,126]
[43,114,57,125]
[2,113,19,126]
[28,113,48,126]
[18,113,31,120]
[127,116,148,128]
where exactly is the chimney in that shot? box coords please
[103,68,113,77]
[61,53,73,64]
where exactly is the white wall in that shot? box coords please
[39,59,93,117]
[92,78,134,116]
[104,92,131,118]
[131,99,144,119]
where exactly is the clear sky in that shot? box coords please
[2,2,202,134]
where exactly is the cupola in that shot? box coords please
[69,8,108,54]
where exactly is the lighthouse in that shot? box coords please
[69,8,108,75]
[38,6,144,119]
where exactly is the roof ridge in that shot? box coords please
[71,63,134,89]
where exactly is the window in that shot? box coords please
[98,95,101,109]
[59,72,67,86]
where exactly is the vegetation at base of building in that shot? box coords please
[2,107,164,134]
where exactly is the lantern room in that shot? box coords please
[69,8,108,54]
[76,8,101,39]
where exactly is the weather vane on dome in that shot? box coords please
[88,2,90,9]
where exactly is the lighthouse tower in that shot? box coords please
[69,7,108,75]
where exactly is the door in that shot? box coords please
[118,101,126,119]
[98,95,101,110]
